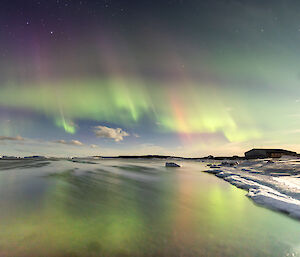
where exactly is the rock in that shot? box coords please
[165,162,181,167]
[204,169,222,174]
[209,165,221,168]
[221,161,239,166]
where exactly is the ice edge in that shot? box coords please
[204,169,300,219]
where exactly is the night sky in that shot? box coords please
[1,0,300,157]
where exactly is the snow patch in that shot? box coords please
[203,162,300,219]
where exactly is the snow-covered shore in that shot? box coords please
[203,156,300,219]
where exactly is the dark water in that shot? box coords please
[0,159,300,257]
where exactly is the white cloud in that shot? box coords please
[70,140,83,146]
[225,106,233,112]
[93,126,129,142]
[0,135,24,141]
[288,113,300,118]
[54,139,83,146]
[284,129,300,135]
[0,137,112,157]
[90,144,98,148]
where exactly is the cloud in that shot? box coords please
[284,129,300,135]
[93,126,129,142]
[0,135,24,141]
[288,113,300,118]
[54,139,83,146]
[90,144,98,148]
[225,106,233,112]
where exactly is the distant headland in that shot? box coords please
[1,148,299,160]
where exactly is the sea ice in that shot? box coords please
[203,157,300,219]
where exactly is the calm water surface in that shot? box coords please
[0,159,300,257]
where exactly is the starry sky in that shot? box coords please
[1,0,300,157]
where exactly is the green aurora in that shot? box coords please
[1,0,300,156]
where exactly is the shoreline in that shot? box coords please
[203,158,300,219]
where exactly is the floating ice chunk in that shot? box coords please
[216,171,234,178]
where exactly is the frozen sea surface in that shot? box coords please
[204,156,300,219]
[1,158,300,257]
